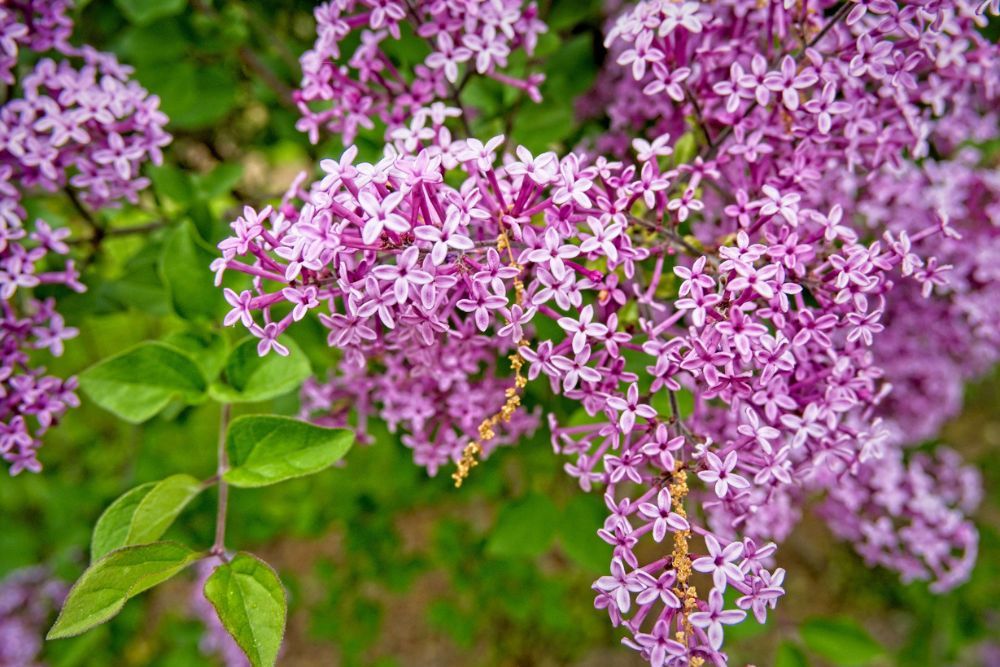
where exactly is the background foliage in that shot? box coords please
[3,1,998,665]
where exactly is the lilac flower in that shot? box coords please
[633,619,686,667]
[736,408,781,454]
[698,451,750,498]
[359,190,409,245]
[457,284,508,332]
[498,304,536,344]
[637,488,688,542]
[688,589,747,650]
[415,213,475,265]
[692,534,745,591]
[605,383,656,434]
[557,305,607,355]
[252,323,290,357]
[0,12,166,474]
[372,246,433,304]
[764,56,817,111]
[223,289,255,327]
[594,558,646,614]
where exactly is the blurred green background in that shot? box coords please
[3,1,998,665]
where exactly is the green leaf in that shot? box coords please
[162,329,228,381]
[486,493,559,559]
[543,35,596,98]
[223,416,354,488]
[775,641,810,667]
[212,337,312,403]
[91,475,203,561]
[79,342,208,423]
[547,0,603,30]
[511,104,575,153]
[193,163,244,200]
[147,164,195,206]
[118,21,189,65]
[801,617,885,666]
[160,221,222,321]
[673,132,698,166]
[102,241,170,316]
[557,494,611,572]
[203,553,286,667]
[47,542,201,639]
[114,0,186,25]
[146,63,238,129]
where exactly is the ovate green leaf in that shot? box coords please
[672,132,698,166]
[223,416,354,488]
[160,220,221,321]
[203,553,286,667]
[162,329,228,382]
[557,494,611,573]
[211,337,311,403]
[91,474,203,561]
[47,542,201,639]
[79,342,207,423]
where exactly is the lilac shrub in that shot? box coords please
[0,1,170,474]
[210,0,1000,664]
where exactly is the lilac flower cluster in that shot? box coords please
[216,0,999,664]
[0,567,66,667]
[0,1,73,84]
[295,0,547,144]
[0,1,170,474]
[0,40,171,206]
[190,559,251,667]
[819,447,981,593]
[0,214,82,474]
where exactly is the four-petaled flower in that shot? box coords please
[606,383,657,434]
[689,589,747,650]
[698,451,751,498]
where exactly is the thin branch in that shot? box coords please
[684,86,714,150]
[238,1,301,74]
[192,0,297,109]
[237,46,297,109]
[627,213,719,267]
[64,187,100,232]
[212,403,233,557]
[806,0,852,50]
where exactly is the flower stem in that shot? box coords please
[212,403,232,557]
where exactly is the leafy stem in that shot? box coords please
[212,403,232,558]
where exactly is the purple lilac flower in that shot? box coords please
[216,0,1000,663]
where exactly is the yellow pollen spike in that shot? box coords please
[453,228,531,488]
